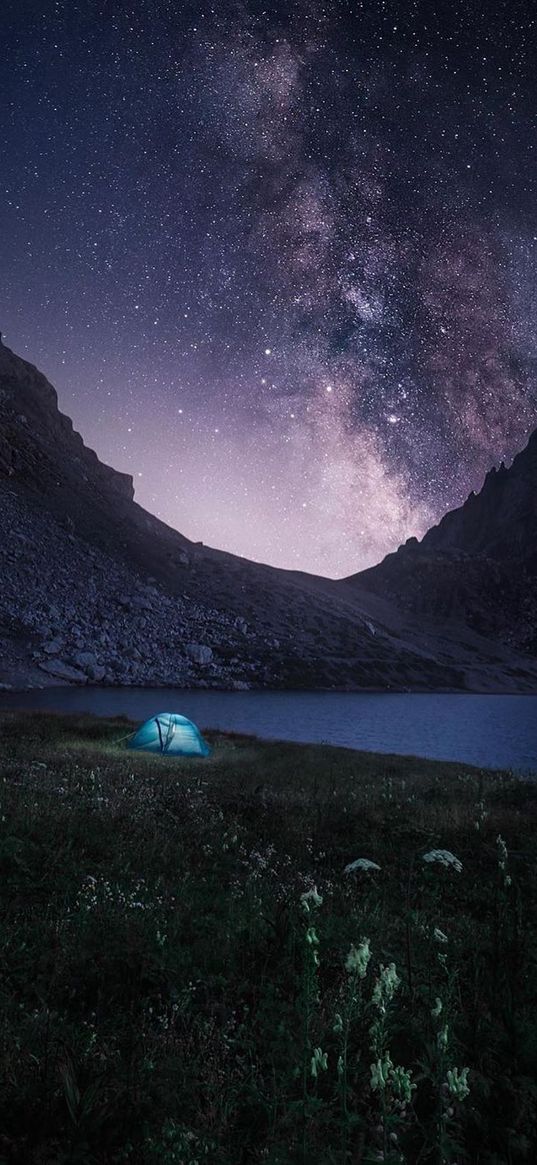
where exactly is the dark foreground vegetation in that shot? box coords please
[1,712,537,1164]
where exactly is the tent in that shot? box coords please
[127,712,211,757]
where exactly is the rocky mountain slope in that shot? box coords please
[350,430,537,657]
[1,336,536,692]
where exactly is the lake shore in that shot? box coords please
[2,711,537,1162]
[1,687,537,770]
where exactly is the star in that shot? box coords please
[0,0,534,577]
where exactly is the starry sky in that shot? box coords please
[2,0,537,577]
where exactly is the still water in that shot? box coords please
[1,687,537,772]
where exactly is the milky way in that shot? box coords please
[1,0,537,575]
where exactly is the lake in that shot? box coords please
[1,687,537,771]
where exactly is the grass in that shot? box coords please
[1,711,537,1163]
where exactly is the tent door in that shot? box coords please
[164,718,176,753]
[155,717,164,752]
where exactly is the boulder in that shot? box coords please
[124,645,142,661]
[39,660,88,683]
[186,643,213,665]
[131,594,154,611]
[43,638,64,655]
[117,592,154,613]
[73,650,98,669]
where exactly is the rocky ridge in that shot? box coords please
[0,489,259,690]
[1,337,537,692]
[351,429,537,656]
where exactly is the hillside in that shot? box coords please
[1,336,536,692]
[351,430,537,656]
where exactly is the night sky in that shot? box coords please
[2,1,537,576]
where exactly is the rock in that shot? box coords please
[186,643,213,665]
[73,650,99,670]
[39,660,88,683]
[87,663,106,681]
[234,617,248,634]
[117,592,154,613]
[124,645,142,661]
[131,594,154,611]
[43,638,64,655]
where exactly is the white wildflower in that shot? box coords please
[446,1066,470,1101]
[300,886,323,913]
[431,997,443,1018]
[422,849,463,873]
[474,800,487,831]
[345,938,371,978]
[496,835,512,887]
[433,928,448,944]
[390,1065,416,1104]
[437,1024,449,1052]
[372,963,400,1011]
[310,1047,328,1078]
[344,858,381,874]
[496,834,508,864]
[370,1053,393,1092]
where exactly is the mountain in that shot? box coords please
[1,336,536,693]
[349,430,537,656]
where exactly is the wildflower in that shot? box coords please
[372,963,400,1011]
[433,927,448,944]
[446,1066,470,1101]
[437,1024,449,1052]
[370,1053,393,1092]
[333,1012,343,1034]
[300,886,323,913]
[345,938,371,978]
[431,997,443,1018]
[496,834,512,887]
[474,800,487,831]
[496,834,508,864]
[306,926,320,966]
[344,857,381,874]
[390,1065,416,1105]
[310,1047,328,1078]
[422,849,463,873]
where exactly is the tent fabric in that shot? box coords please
[127,712,211,756]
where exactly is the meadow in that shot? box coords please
[1,712,537,1164]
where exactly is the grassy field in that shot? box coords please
[1,712,537,1164]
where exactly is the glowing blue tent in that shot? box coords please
[127,712,211,757]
